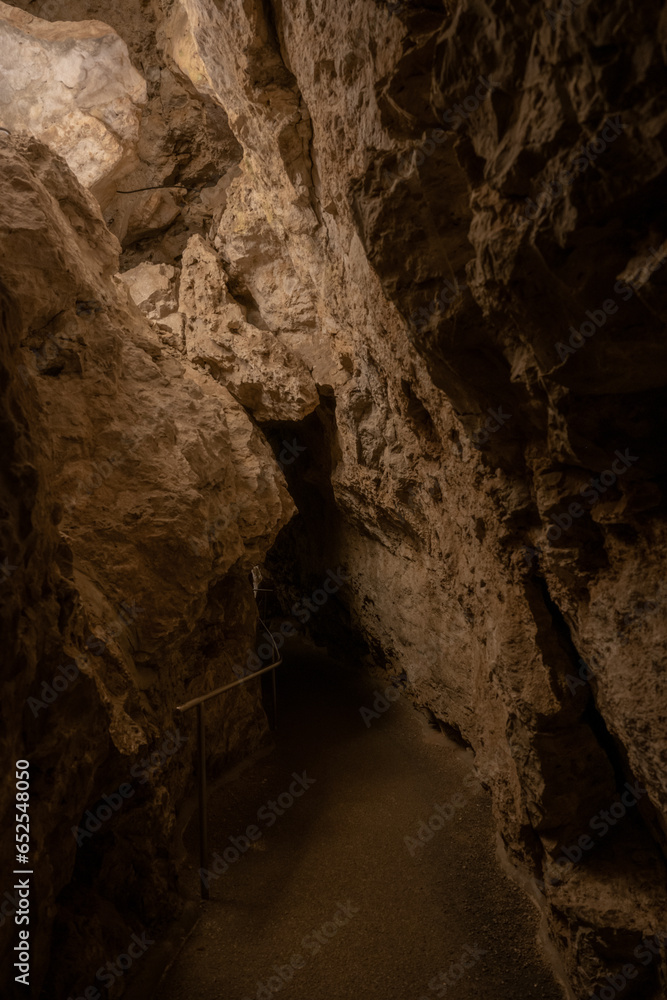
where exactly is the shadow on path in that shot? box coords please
[156,645,566,1000]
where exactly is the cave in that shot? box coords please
[1,1,666,999]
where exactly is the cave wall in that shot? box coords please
[0,133,294,997]
[2,0,667,997]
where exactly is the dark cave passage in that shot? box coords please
[156,643,566,1000]
[2,1,667,998]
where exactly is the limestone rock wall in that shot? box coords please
[0,1,147,205]
[155,1,667,994]
[3,1,667,998]
[0,136,294,997]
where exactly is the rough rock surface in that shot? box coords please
[0,1,146,204]
[161,1,667,995]
[179,235,321,422]
[121,239,321,421]
[119,259,185,345]
[0,137,293,998]
[3,1,667,998]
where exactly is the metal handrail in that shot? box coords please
[116,183,188,194]
[176,617,281,899]
[177,657,279,712]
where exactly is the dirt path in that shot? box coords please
[156,648,566,1000]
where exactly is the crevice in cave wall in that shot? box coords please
[1,0,667,997]
[259,398,367,654]
[534,568,667,861]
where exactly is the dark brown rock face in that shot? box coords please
[1,1,667,998]
[0,135,293,997]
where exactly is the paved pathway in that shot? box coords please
[157,647,566,1000]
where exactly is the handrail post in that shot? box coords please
[197,702,209,900]
[175,615,281,901]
